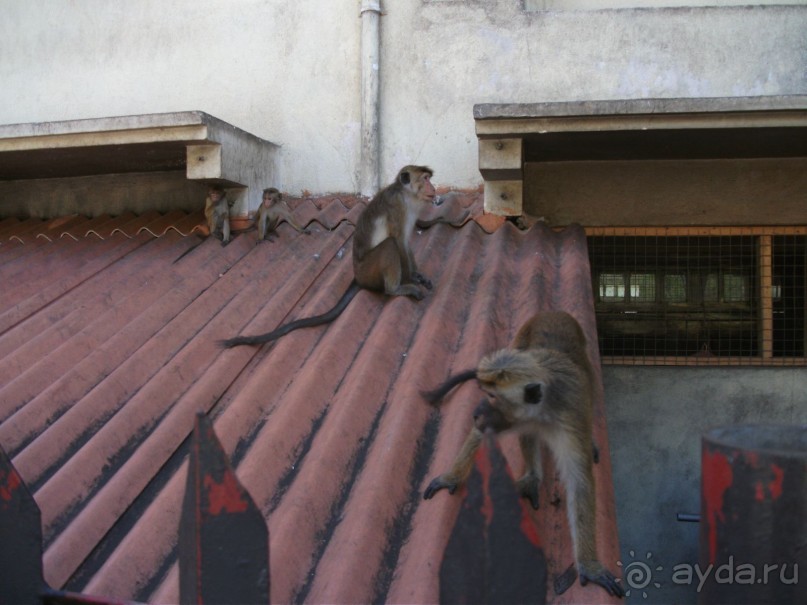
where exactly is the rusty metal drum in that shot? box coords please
[699,424,806,605]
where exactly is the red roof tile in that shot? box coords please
[0,194,620,603]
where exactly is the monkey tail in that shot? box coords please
[420,369,478,405]
[218,281,361,348]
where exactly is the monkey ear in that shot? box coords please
[399,170,411,185]
[523,383,542,404]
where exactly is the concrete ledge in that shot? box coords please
[473,96,807,216]
[0,112,279,219]
[474,95,807,123]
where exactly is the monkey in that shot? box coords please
[255,187,310,241]
[204,184,232,245]
[352,165,435,298]
[218,165,436,348]
[421,311,624,598]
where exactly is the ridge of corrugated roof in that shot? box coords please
[0,189,497,244]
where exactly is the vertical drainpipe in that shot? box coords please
[359,0,381,197]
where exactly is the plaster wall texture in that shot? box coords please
[1,1,806,194]
[603,365,807,604]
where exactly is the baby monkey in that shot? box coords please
[422,311,623,598]
[204,184,232,245]
[255,187,310,241]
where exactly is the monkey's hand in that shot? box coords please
[578,561,624,598]
[412,272,433,290]
[423,475,459,500]
[516,475,541,510]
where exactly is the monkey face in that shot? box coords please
[481,381,548,428]
[417,173,436,203]
[398,165,436,204]
[474,381,523,431]
[473,397,511,433]
[262,188,281,207]
[477,349,555,429]
[208,189,224,202]
[523,382,542,404]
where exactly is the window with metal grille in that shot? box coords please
[587,229,806,366]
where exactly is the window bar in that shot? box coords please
[758,235,773,359]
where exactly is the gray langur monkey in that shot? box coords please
[421,311,623,598]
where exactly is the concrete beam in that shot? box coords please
[478,138,523,181]
[474,97,807,141]
[478,138,524,217]
[474,95,807,125]
[0,112,279,218]
[484,180,523,217]
[186,144,222,180]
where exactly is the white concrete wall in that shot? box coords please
[1,0,805,195]
[0,0,361,195]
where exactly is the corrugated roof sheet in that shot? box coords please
[0,192,620,604]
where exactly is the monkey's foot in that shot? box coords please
[391,284,425,300]
[423,476,459,500]
[412,272,433,290]
[553,564,578,595]
[579,562,624,598]
[516,475,540,509]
